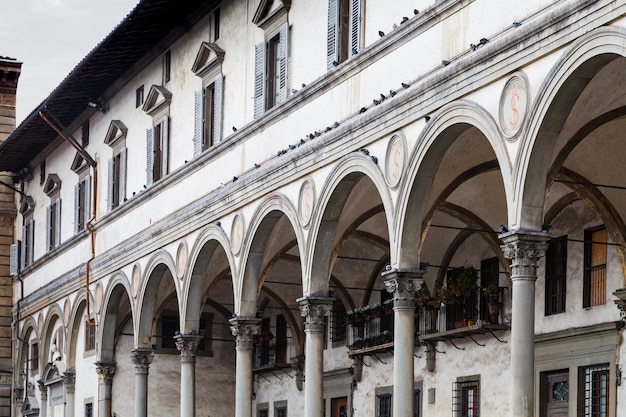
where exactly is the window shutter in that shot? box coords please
[162,117,169,176]
[55,199,62,247]
[146,128,154,186]
[254,42,266,118]
[213,74,223,143]
[327,0,339,70]
[120,148,127,203]
[20,226,26,270]
[84,176,91,225]
[46,205,51,252]
[29,220,34,264]
[350,0,362,53]
[277,24,288,104]
[107,158,114,211]
[10,243,19,276]
[193,90,203,156]
[74,183,80,235]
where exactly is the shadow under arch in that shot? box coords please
[99,272,134,362]
[66,288,96,368]
[308,153,393,297]
[515,26,626,230]
[396,100,509,269]
[182,225,235,334]
[41,304,65,366]
[16,318,38,379]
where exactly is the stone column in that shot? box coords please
[130,348,154,417]
[37,379,47,417]
[95,362,116,417]
[175,335,203,417]
[298,296,333,417]
[382,268,422,417]
[62,370,75,417]
[501,231,548,417]
[229,317,260,417]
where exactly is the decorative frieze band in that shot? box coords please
[298,296,333,333]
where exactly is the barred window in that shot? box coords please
[579,364,610,417]
[584,227,607,308]
[453,379,480,417]
[85,318,96,351]
[414,387,421,417]
[275,402,287,417]
[546,236,567,315]
[85,402,93,417]
[377,392,392,417]
[331,297,347,344]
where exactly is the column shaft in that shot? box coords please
[175,335,203,417]
[501,232,547,417]
[95,362,116,417]
[230,317,260,417]
[383,270,422,417]
[298,296,333,417]
[62,370,75,417]
[130,348,154,417]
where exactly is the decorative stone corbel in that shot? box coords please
[351,358,363,383]
[291,355,304,391]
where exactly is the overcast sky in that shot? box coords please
[0,0,139,125]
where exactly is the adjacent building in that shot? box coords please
[1,0,626,416]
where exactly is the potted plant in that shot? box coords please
[448,267,478,302]
[417,284,447,333]
[483,282,503,323]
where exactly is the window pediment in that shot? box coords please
[192,42,225,79]
[142,85,172,117]
[252,0,290,29]
[43,174,61,196]
[70,152,88,173]
[19,196,35,215]
[104,120,128,147]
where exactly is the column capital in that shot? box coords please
[175,334,204,362]
[62,369,76,394]
[500,230,549,280]
[95,362,116,384]
[229,316,261,350]
[131,348,154,374]
[382,268,424,309]
[37,379,47,401]
[297,296,333,333]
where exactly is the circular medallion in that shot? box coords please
[385,133,407,188]
[176,242,188,279]
[299,179,316,227]
[499,73,530,140]
[231,214,244,255]
[132,264,141,298]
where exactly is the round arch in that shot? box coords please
[98,272,134,362]
[66,289,96,368]
[16,317,38,378]
[41,304,65,366]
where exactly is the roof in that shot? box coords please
[0,0,217,173]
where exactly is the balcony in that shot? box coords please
[347,301,395,356]
[252,331,296,372]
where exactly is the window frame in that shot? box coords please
[43,174,62,252]
[583,226,607,308]
[452,376,480,417]
[327,0,362,69]
[136,85,145,108]
[578,364,611,417]
[84,316,96,353]
[545,236,568,315]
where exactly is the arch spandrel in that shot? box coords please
[307,154,394,296]
[396,100,511,269]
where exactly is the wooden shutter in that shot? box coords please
[162,117,169,176]
[146,128,154,186]
[193,90,203,156]
[55,199,62,247]
[10,243,19,275]
[350,0,361,53]
[327,0,339,70]
[84,176,91,225]
[74,183,80,235]
[213,74,223,143]
[20,225,26,270]
[46,205,51,251]
[277,24,288,104]
[28,220,34,264]
[107,158,114,211]
[119,148,127,204]
[253,42,266,118]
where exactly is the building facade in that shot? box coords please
[1,0,626,416]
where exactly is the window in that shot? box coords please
[446,268,479,330]
[275,314,287,364]
[85,318,96,352]
[203,83,215,150]
[82,120,89,147]
[213,8,220,41]
[74,176,91,234]
[327,0,362,69]
[414,387,421,417]
[374,385,421,417]
[579,364,610,417]
[584,227,607,307]
[376,392,392,417]
[136,85,145,108]
[253,24,288,117]
[30,342,38,372]
[331,297,347,345]
[147,118,169,184]
[275,401,287,417]
[480,257,499,321]
[453,379,480,417]
[108,150,127,210]
[541,370,569,417]
[21,215,34,269]
[44,174,62,252]
[85,401,93,417]
[546,236,567,315]
[164,50,171,83]
[159,311,213,354]
[257,405,269,417]
[39,160,45,185]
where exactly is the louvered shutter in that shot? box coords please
[277,24,288,104]
[10,243,19,275]
[55,199,61,247]
[350,0,361,53]
[20,226,26,270]
[28,220,34,264]
[146,128,154,186]
[74,184,80,235]
[107,158,114,211]
[84,176,91,225]
[213,74,223,143]
[254,42,266,118]
[120,148,127,203]
[327,0,339,70]
[46,206,51,252]
[193,90,203,156]
[162,117,169,176]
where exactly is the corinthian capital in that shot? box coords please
[382,268,424,309]
[229,316,260,350]
[62,369,76,394]
[175,334,204,362]
[500,230,549,280]
[297,296,333,333]
[131,348,154,374]
[95,362,116,384]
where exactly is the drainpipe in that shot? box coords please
[38,109,98,326]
